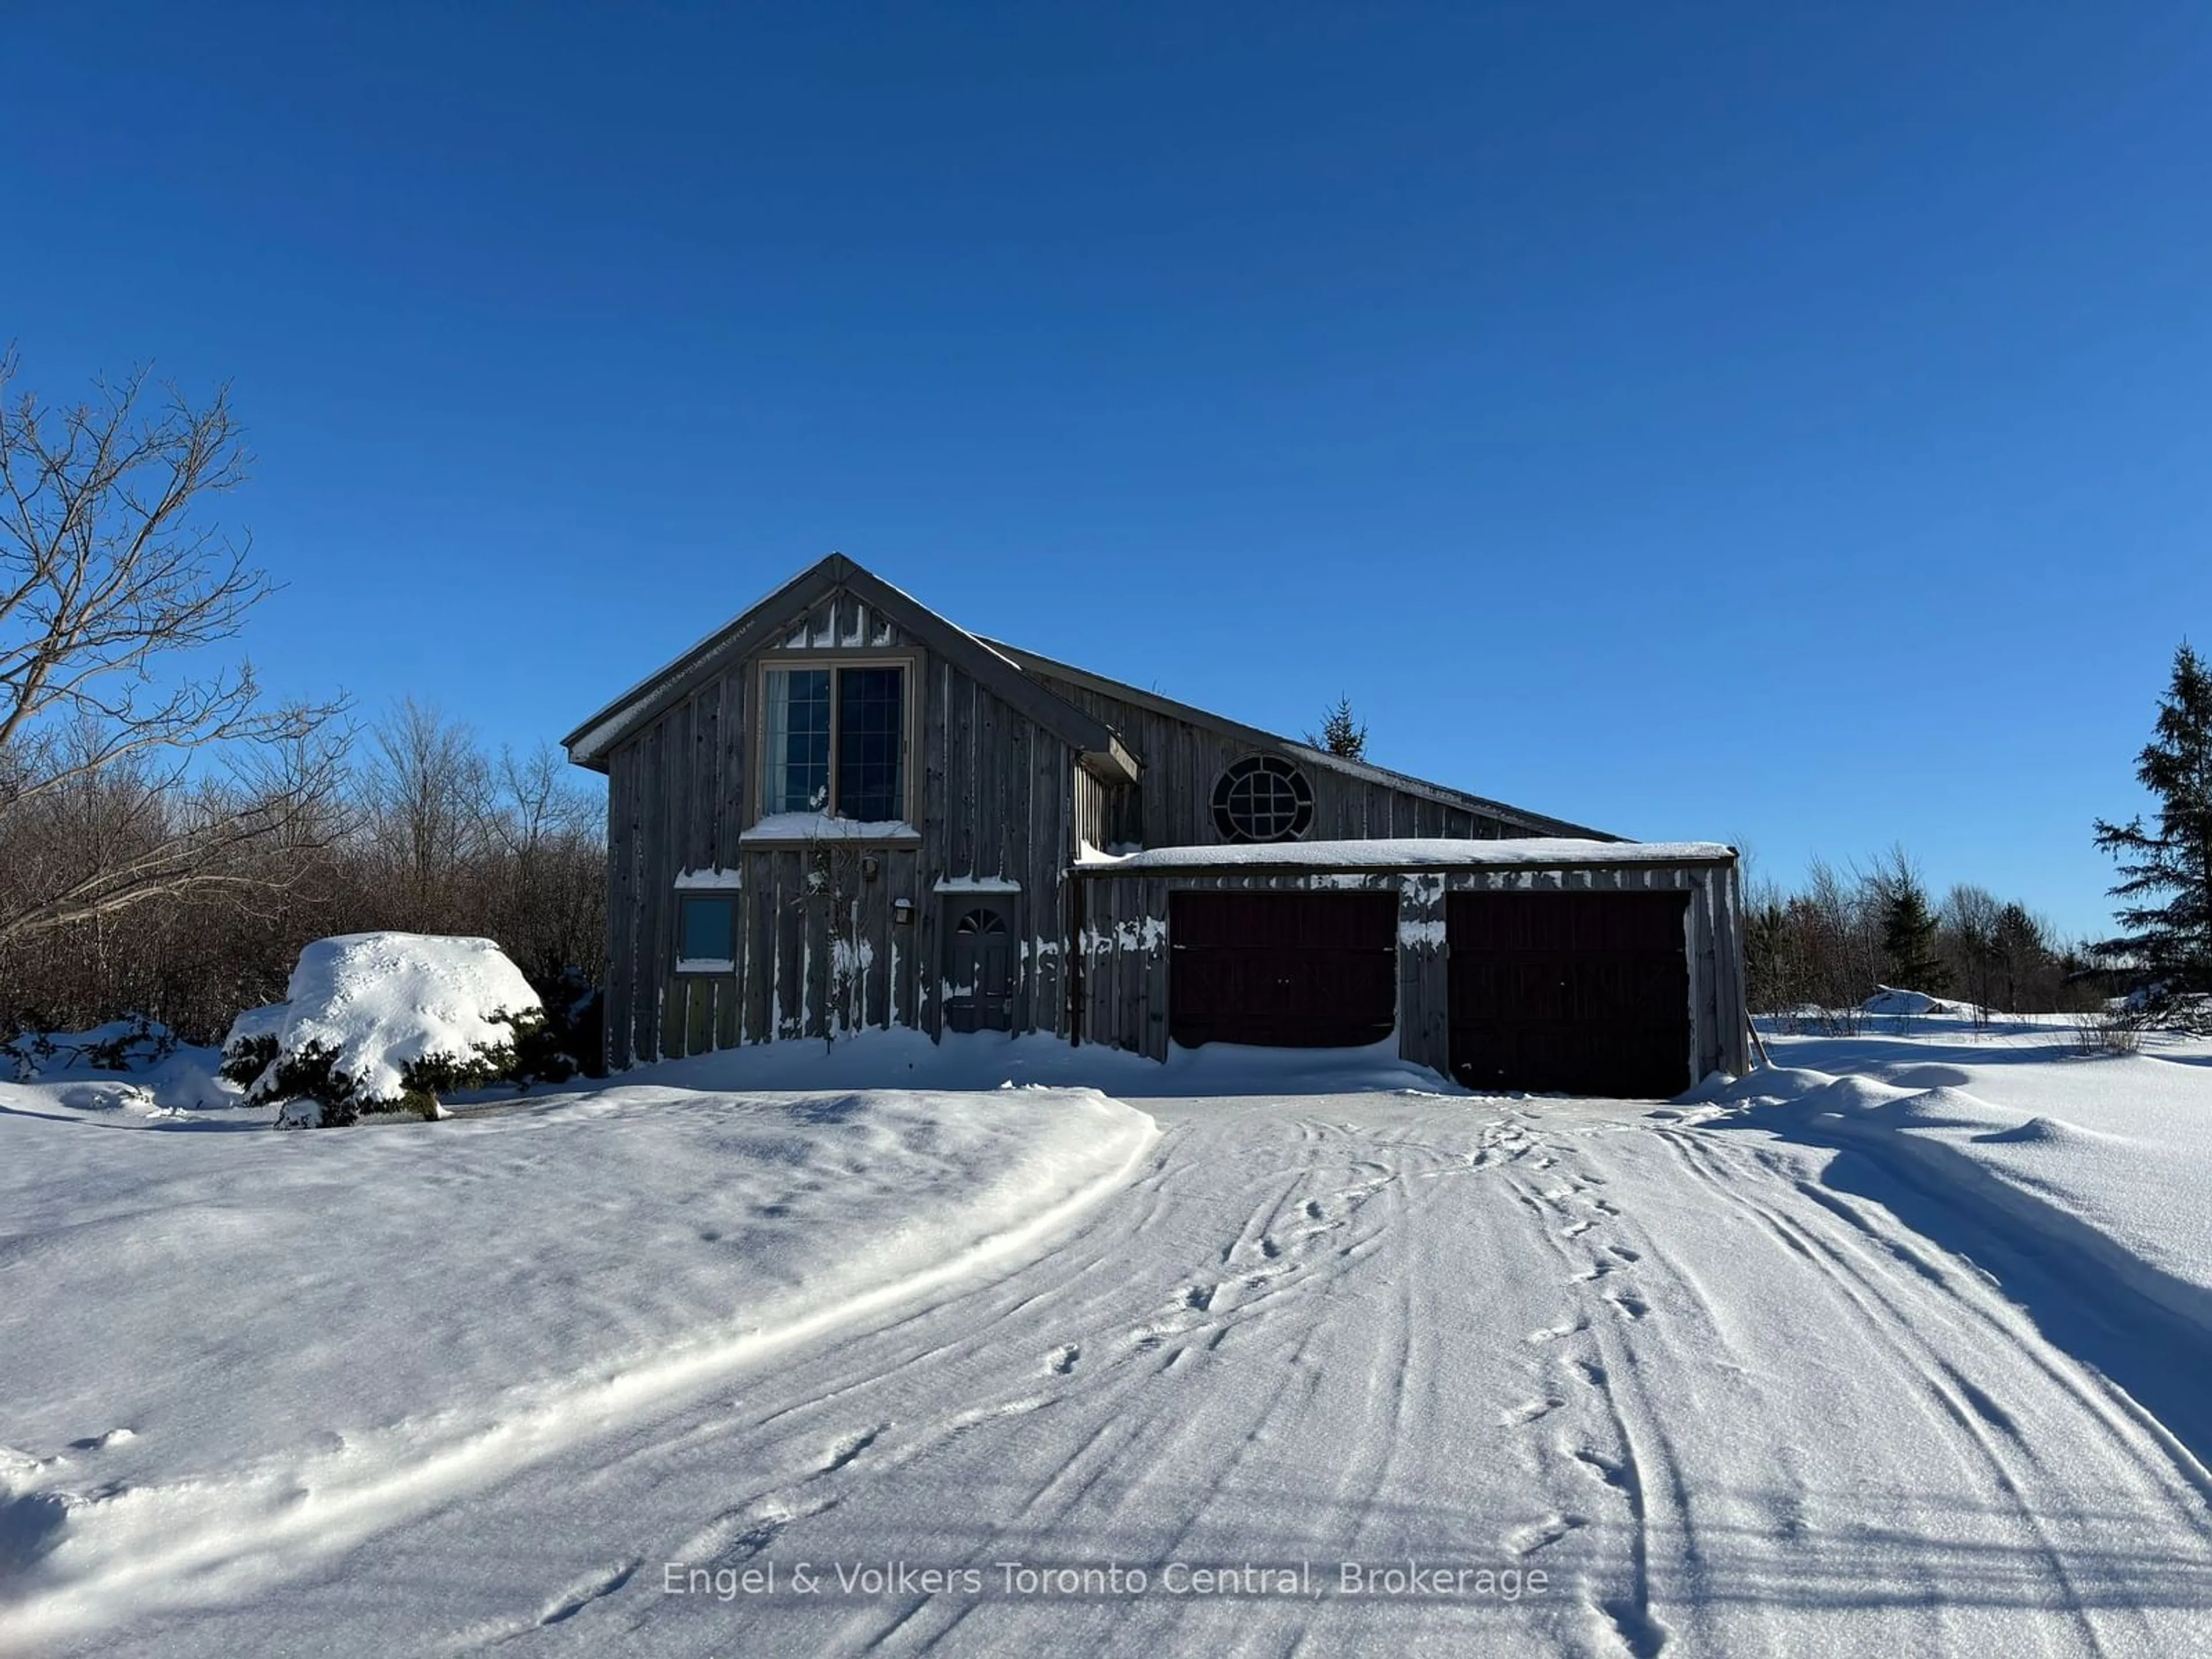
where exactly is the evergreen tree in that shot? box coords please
[1308,695,1368,760]
[1880,872,1950,993]
[1993,903,2045,1010]
[2094,642,2212,998]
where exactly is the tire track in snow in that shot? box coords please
[1653,1125,2172,1656]
[1,1116,1162,1654]
[81,1093,2212,1658]
[1692,1124,2194,1498]
[833,1118,1431,1659]
[1741,1139,2212,1508]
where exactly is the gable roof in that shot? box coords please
[563,555,1613,842]
[982,639,1620,842]
[562,555,1135,778]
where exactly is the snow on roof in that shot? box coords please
[1074,837,1733,873]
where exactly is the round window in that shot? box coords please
[1211,755,1315,843]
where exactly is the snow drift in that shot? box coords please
[0,1075,1156,1646]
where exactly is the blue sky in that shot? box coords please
[9,3,2210,941]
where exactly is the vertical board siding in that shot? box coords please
[1022,671,1523,849]
[600,600,1090,1062]
[1072,861,1744,1084]
[590,584,1737,1078]
[633,720,665,1065]
[604,743,637,1069]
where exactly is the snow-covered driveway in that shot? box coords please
[68,1089,2205,1658]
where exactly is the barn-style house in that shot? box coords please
[563,555,1749,1096]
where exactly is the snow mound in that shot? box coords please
[0,1079,1155,1644]
[4,1021,238,1113]
[632,1025,1460,1099]
[5,1019,175,1080]
[230,934,542,1111]
[1862,985,1955,1016]
[1724,1028,2212,1346]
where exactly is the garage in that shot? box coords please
[1447,890,1691,1097]
[1168,891,1397,1050]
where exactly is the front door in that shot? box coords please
[945,903,1014,1032]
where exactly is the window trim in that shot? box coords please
[1211,753,1315,844]
[751,650,922,832]
[675,891,738,975]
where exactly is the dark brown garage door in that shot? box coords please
[1448,891,1690,1097]
[1169,891,1397,1050]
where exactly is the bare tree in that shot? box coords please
[0,353,347,944]
[487,741,605,981]
[361,698,492,930]
[1940,882,2003,1018]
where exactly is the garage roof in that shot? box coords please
[1074,837,1735,876]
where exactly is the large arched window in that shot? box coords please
[1211,755,1315,843]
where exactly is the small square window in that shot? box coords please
[677,895,736,970]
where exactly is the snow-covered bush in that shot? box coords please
[1862,986,1955,1018]
[3,1016,179,1081]
[2116,982,2212,1035]
[218,1002,286,1089]
[221,934,548,1127]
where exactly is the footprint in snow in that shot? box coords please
[1570,1447,1635,1495]
[537,1558,641,1627]
[1503,1396,1566,1426]
[819,1425,882,1475]
[1607,1293,1652,1321]
[1506,1514,1586,1557]
[672,1494,835,1568]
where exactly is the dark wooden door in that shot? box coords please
[1446,891,1691,1097]
[1169,892,1397,1050]
[945,906,1014,1033]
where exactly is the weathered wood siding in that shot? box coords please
[1022,672,1524,846]
[601,585,1086,1069]
[592,578,1741,1080]
[1074,863,1749,1084]
[918,657,1081,1041]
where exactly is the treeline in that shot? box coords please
[0,699,604,1047]
[1743,847,2099,1022]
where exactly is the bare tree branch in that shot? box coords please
[0,351,349,946]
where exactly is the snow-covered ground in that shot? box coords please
[5,1023,2211,1656]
